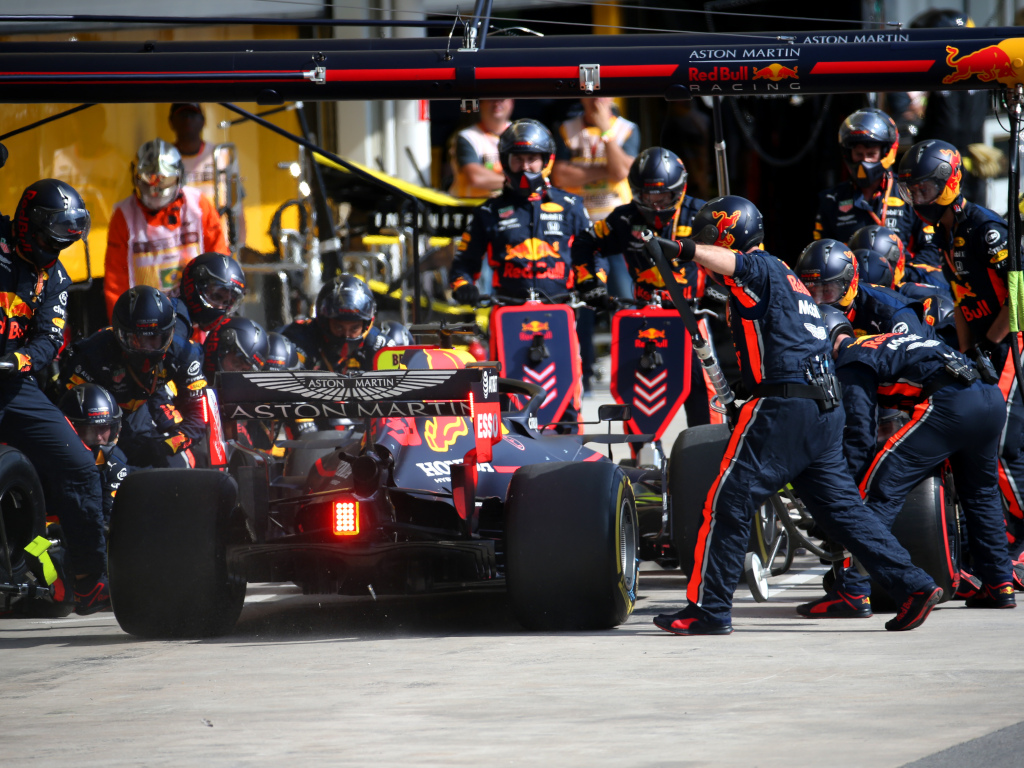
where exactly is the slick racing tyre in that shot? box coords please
[668,424,731,576]
[0,447,45,591]
[108,469,245,638]
[868,473,958,612]
[505,461,638,630]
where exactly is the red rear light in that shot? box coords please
[333,500,360,536]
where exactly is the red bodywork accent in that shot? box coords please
[810,60,934,74]
[476,64,677,80]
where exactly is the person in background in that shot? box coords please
[169,102,247,248]
[448,99,514,199]
[104,139,227,318]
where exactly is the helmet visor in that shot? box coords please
[116,326,174,355]
[638,189,679,210]
[898,177,944,206]
[200,281,244,313]
[802,279,846,306]
[28,205,90,250]
[77,421,121,450]
[135,173,180,209]
[220,350,260,372]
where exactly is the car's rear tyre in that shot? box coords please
[108,469,245,638]
[505,461,638,630]
[668,424,731,577]
[0,447,46,588]
[868,474,958,612]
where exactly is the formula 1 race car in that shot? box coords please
[107,336,645,638]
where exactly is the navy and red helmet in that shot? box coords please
[315,275,377,363]
[796,239,860,309]
[264,331,298,372]
[13,179,90,269]
[628,147,688,230]
[180,252,246,330]
[203,316,269,376]
[497,119,555,197]
[59,383,122,457]
[848,225,906,286]
[691,196,764,252]
[853,250,895,289]
[838,108,899,191]
[898,140,964,225]
[111,286,176,368]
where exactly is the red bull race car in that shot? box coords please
[105,334,656,638]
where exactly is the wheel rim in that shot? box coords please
[620,498,638,592]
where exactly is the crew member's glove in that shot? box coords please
[0,352,28,379]
[452,283,480,307]
[576,278,614,312]
[645,236,696,265]
[967,346,999,385]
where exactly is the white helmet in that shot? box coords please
[132,138,184,211]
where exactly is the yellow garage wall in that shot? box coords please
[0,24,308,282]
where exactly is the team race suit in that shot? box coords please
[937,200,1024,556]
[59,330,208,468]
[847,283,938,340]
[571,195,724,427]
[450,186,591,300]
[687,250,935,625]
[835,332,1012,595]
[0,218,106,577]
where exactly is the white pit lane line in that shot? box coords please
[732,564,830,602]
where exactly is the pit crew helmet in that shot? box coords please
[628,147,688,230]
[897,140,964,225]
[796,239,860,309]
[838,108,899,191]
[691,195,764,252]
[498,119,555,197]
[59,383,122,458]
[180,252,247,330]
[132,138,184,212]
[204,317,269,375]
[853,250,895,289]
[13,179,90,269]
[848,224,905,272]
[264,332,298,372]
[379,320,414,347]
[315,274,377,363]
[818,304,856,348]
[112,286,176,374]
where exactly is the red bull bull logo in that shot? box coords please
[752,63,799,81]
[950,281,977,305]
[936,148,963,203]
[424,416,469,452]
[635,327,669,349]
[943,45,1019,86]
[519,319,553,341]
[505,238,558,262]
[711,209,741,248]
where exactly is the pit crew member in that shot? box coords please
[104,138,228,317]
[59,286,208,469]
[646,196,942,634]
[59,383,134,526]
[572,148,720,426]
[898,139,1024,569]
[796,238,936,340]
[179,251,246,343]
[813,108,940,273]
[282,274,390,372]
[797,306,1014,616]
[0,179,108,614]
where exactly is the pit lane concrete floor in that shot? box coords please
[2,380,1023,767]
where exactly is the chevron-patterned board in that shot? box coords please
[610,307,692,441]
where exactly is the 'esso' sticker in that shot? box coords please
[476,411,500,440]
[187,361,201,376]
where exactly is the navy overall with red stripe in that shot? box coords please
[835,332,1012,595]
[688,251,934,624]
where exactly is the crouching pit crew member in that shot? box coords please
[0,179,108,614]
[645,196,942,634]
[59,383,134,527]
[798,307,1015,615]
[59,285,208,469]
